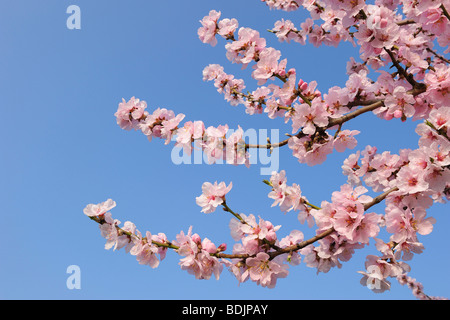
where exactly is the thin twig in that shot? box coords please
[426,48,450,64]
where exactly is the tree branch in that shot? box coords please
[267,186,399,260]
[426,48,450,64]
[384,47,420,89]
[441,4,450,21]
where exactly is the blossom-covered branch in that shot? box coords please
[84,0,450,298]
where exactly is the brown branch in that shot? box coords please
[397,19,416,26]
[328,100,384,127]
[89,216,180,250]
[363,187,399,211]
[426,48,450,64]
[87,184,399,263]
[246,135,291,149]
[268,228,335,259]
[245,98,386,150]
[267,186,399,260]
[245,79,427,150]
[441,4,450,21]
[384,47,420,89]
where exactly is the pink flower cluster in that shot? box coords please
[340,108,449,293]
[196,181,233,213]
[114,97,148,131]
[287,184,381,274]
[197,9,446,168]
[266,0,450,66]
[87,0,450,298]
[173,226,225,280]
[194,178,310,288]
[397,274,449,300]
[358,252,408,294]
[262,0,302,12]
[114,97,250,166]
[84,199,229,279]
[83,199,168,268]
[265,1,450,122]
[198,10,238,46]
[314,185,381,244]
[268,170,314,227]
[226,214,299,288]
[342,124,450,203]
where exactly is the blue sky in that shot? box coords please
[0,0,449,300]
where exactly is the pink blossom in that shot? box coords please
[160,113,185,144]
[423,64,450,106]
[174,228,223,280]
[333,129,360,152]
[138,107,183,143]
[311,201,336,232]
[398,46,429,73]
[358,254,402,293]
[279,230,304,265]
[224,127,248,166]
[353,212,382,244]
[364,5,400,49]
[426,142,450,167]
[229,213,281,254]
[201,125,229,164]
[245,252,289,288]
[394,240,424,261]
[223,77,246,106]
[245,86,270,115]
[308,25,326,47]
[272,19,304,44]
[202,64,224,81]
[114,97,147,130]
[333,202,365,241]
[288,134,334,166]
[262,0,302,12]
[149,232,169,261]
[384,86,416,121]
[218,18,239,38]
[196,181,233,213]
[269,170,287,187]
[99,213,121,250]
[358,266,391,293]
[385,206,416,243]
[115,221,137,252]
[345,70,371,100]
[342,151,366,185]
[419,8,448,35]
[83,199,116,217]
[429,107,450,137]
[175,120,205,155]
[198,10,220,46]
[331,184,373,205]
[395,165,429,194]
[201,237,218,254]
[267,183,286,208]
[252,48,282,85]
[225,27,266,68]
[263,97,283,118]
[130,231,160,269]
[324,86,350,118]
[291,98,329,135]
[346,57,369,75]
[410,207,436,236]
[241,215,280,248]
